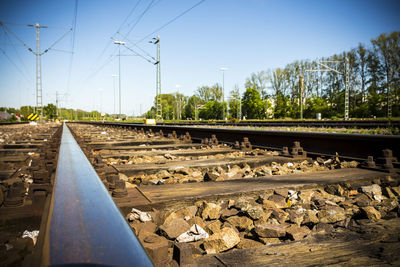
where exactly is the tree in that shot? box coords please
[44,104,57,119]
[183,95,203,120]
[371,32,400,117]
[228,85,241,119]
[199,101,225,120]
[242,88,266,119]
[196,84,223,102]
[245,71,268,97]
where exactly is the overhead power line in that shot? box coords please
[1,26,31,81]
[67,0,79,93]
[0,47,31,83]
[135,0,206,45]
[82,0,143,86]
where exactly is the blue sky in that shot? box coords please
[1,0,399,116]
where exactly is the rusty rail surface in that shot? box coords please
[40,123,152,266]
[76,121,400,160]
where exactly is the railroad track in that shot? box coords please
[1,122,400,266]
[158,119,400,129]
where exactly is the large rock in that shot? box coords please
[268,194,287,209]
[383,187,396,199]
[204,171,219,182]
[354,194,372,207]
[188,216,206,229]
[361,184,383,201]
[317,206,346,224]
[324,184,345,196]
[226,216,254,231]
[302,210,319,224]
[198,202,221,220]
[220,208,239,219]
[203,227,240,254]
[156,170,171,179]
[361,184,382,195]
[174,206,197,221]
[274,188,289,197]
[287,209,304,226]
[234,197,252,211]
[285,224,311,240]
[255,224,287,238]
[246,205,264,220]
[361,206,381,221]
[298,190,316,203]
[262,199,278,209]
[159,218,190,239]
[205,220,222,235]
[268,207,289,224]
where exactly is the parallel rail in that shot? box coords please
[38,123,152,266]
[159,119,400,129]
[77,121,400,160]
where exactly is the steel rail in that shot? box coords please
[0,121,29,125]
[158,119,400,129]
[77,122,400,160]
[41,123,153,266]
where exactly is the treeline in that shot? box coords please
[146,31,399,120]
[0,104,106,121]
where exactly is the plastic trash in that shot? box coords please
[101,131,107,135]
[126,208,152,222]
[176,224,209,243]
[22,230,39,245]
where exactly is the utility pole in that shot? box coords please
[387,77,392,118]
[114,40,125,119]
[152,36,162,120]
[220,67,228,120]
[112,74,118,118]
[56,91,58,117]
[30,23,46,117]
[344,57,350,120]
[1,21,72,120]
[238,98,242,121]
[299,76,304,119]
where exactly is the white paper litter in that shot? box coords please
[22,230,39,245]
[287,162,294,167]
[176,224,209,243]
[127,208,152,222]
[288,190,298,200]
[101,131,107,135]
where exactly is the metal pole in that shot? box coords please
[222,71,225,120]
[112,75,116,117]
[156,36,162,120]
[35,23,43,118]
[345,57,349,120]
[300,75,304,119]
[56,91,59,117]
[118,45,121,119]
[388,81,392,118]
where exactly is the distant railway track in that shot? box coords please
[1,121,399,266]
[158,119,400,129]
[0,121,29,126]
[80,121,400,161]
